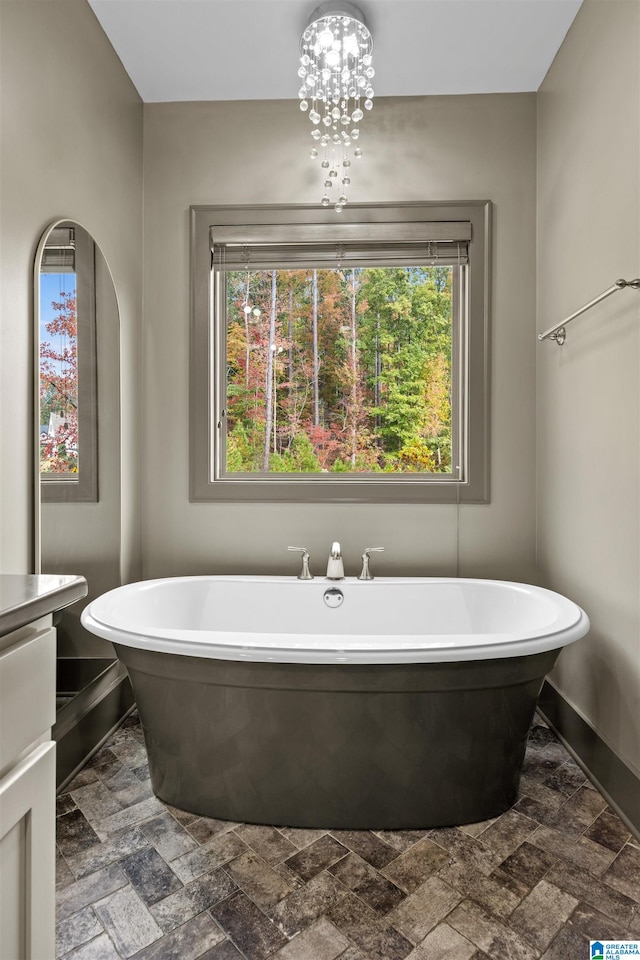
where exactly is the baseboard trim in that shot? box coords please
[537,680,640,841]
[54,660,135,792]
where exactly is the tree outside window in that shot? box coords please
[40,285,79,476]
[224,265,454,476]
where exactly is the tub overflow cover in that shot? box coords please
[323,588,344,609]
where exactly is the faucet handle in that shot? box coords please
[358,546,384,581]
[287,546,313,580]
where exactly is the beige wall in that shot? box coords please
[537,1,640,774]
[0,0,143,579]
[142,94,538,582]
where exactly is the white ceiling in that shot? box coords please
[88,0,582,104]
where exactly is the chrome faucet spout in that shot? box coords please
[326,542,345,580]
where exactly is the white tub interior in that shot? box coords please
[82,576,590,664]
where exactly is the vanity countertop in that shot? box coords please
[0,573,88,637]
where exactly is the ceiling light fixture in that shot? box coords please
[298,1,374,212]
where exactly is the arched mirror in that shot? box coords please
[34,220,133,789]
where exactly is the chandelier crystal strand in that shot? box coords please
[299,4,373,211]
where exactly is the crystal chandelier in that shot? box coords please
[298,2,374,212]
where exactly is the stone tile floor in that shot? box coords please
[56,712,640,960]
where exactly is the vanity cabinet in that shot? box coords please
[0,575,86,960]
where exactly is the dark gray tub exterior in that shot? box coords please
[115,643,560,829]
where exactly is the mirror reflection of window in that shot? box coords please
[39,226,78,476]
[39,223,98,502]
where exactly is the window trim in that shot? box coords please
[190,201,491,503]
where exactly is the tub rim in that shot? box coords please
[81,575,590,665]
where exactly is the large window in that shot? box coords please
[191,202,490,503]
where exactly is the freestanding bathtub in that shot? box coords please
[81,576,589,829]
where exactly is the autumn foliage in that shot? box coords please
[39,289,79,474]
[224,266,453,474]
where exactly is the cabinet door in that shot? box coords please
[0,741,56,960]
[0,625,56,767]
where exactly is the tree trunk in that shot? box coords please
[375,311,381,440]
[288,286,294,391]
[350,270,357,466]
[312,269,319,427]
[244,271,251,389]
[263,270,277,471]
